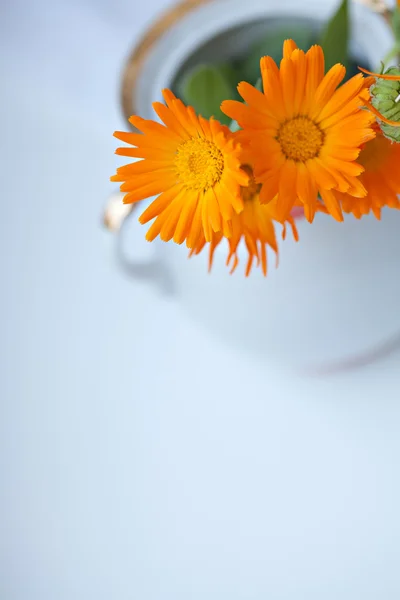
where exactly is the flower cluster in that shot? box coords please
[111,40,400,276]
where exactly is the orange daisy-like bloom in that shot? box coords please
[329,125,400,219]
[111,90,249,249]
[190,166,299,276]
[221,39,376,224]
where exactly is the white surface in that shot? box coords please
[1,1,400,599]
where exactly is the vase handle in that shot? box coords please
[103,192,175,295]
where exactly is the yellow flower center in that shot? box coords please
[175,137,224,190]
[277,117,324,162]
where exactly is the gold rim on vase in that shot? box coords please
[120,0,391,124]
[106,0,392,232]
[120,0,214,125]
[106,0,213,231]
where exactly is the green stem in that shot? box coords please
[382,44,400,66]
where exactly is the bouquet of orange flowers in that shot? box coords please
[111,0,400,276]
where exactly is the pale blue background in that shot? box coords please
[1,0,400,598]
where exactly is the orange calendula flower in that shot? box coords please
[329,125,400,219]
[221,39,375,224]
[190,166,299,276]
[111,90,249,249]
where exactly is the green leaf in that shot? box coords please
[383,43,400,66]
[239,24,314,84]
[392,7,400,43]
[217,63,239,89]
[254,77,262,92]
[385,7,400,64]
[319,0,349,72]
[178,64,236,126]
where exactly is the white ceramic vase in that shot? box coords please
[123,0,400,371]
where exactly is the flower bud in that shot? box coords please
[370,66,400,142]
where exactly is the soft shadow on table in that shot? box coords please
[304,330,400,377]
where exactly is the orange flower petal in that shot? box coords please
[317,73,366,124]
[360,98,400,127]
[319,189,344,221]
[358,66,400,81]
[112,90,248,246]
[277,159,297,219]
[282,38,298,59]
[310,64,346,120]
